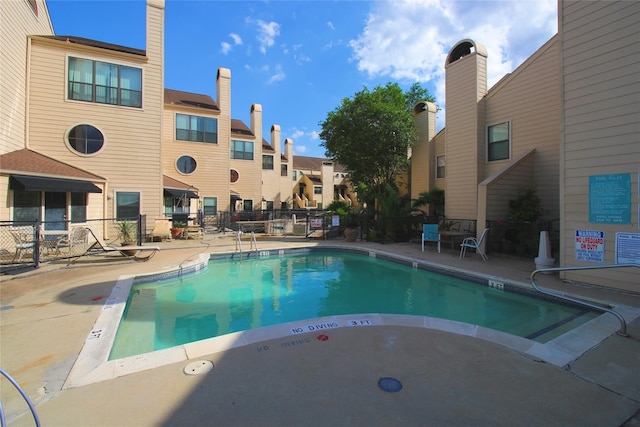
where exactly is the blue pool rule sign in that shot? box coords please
[589,174,631,224]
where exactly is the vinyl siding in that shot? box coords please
[25,3,164,227]
[560,0,640,290]
[410,106,436,201]
[445,52,487,219]
[162,105,229,210]
[483,37,561,220]
[0,0,53,154]
[262,124,283,207]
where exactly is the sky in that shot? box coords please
[47,0,557,159]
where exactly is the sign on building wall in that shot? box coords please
[589,174,631,224]
[575,230,604,262]
[615,233,640,264]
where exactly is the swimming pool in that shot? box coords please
[109,250,599,360]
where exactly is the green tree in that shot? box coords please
[319,82,434,208]
[412,187,445,217]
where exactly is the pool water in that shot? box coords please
[109,252,599,359]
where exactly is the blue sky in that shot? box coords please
[47,0,557,159]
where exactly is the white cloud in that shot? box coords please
[349,0,557,129]
[327,21,335,30]
[267,64,286,84]
[249,18,280,54]
[230,33,243,45]
[220,41,232,55]
[291,129,305,139]
[221,33,243,55]
[295,145,307,154]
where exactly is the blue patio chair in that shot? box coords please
[421,224,441,253]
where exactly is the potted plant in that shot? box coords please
[117,220,137,255]
[170,221,186,239]
[117,220,136,244]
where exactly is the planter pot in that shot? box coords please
[344,227,359,242]
[120,242,138,256]
[170,228,184,239]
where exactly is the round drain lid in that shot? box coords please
[184,360,214,376]
[378,377,403,393]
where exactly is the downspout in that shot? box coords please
[25,37,32,149]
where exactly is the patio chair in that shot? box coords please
[459,228,489,261]
[10,227,35,262]
[421,224,441,253]
[68,228,160,264]
[149,218,172,242]
[55,226,90,256]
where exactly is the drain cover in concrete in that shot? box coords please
[184,360,214,376]
[378,377,402,393]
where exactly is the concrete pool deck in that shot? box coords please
[1,234,639,426]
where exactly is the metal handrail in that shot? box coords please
[235,231,258,254]
[530,264,640,337]
[0,368,41,427]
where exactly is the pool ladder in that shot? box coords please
[530,263,639,337]
[235,231,258,255]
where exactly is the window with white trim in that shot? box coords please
[70,193,87,223]
[203,197,217,216]
[68,57,142,107]
[231,140,254,160]
[177,155,197,174]
[68,124,104,154]
[116,191,140,219]
[436,155,445,179]
[488,122,510,161]
[176,114,218,143]
[262,155,274,170]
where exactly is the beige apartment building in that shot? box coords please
[412,35,561,226]
[411,1,638,289]
[0,0,306,237]
[1,0,165,239]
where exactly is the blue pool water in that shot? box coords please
[109,252,598,359]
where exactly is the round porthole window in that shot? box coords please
[67,124,104,155]
[230,169,239,183]
[177,155,197,174]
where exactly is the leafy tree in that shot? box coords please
[319,82,434,208]
[412,187,445,217]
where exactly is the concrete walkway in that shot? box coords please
[1,234,639,426]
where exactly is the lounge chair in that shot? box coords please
[69,228,159,264]
[149,218,172,242]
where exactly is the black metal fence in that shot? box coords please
[486,219,560,259]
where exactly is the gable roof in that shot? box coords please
[230,119,254,137]
[40,35,145,56]
[0,149,105,181]
[164,89,219,111]
[162,175,198,191]
[293,155,346,172]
